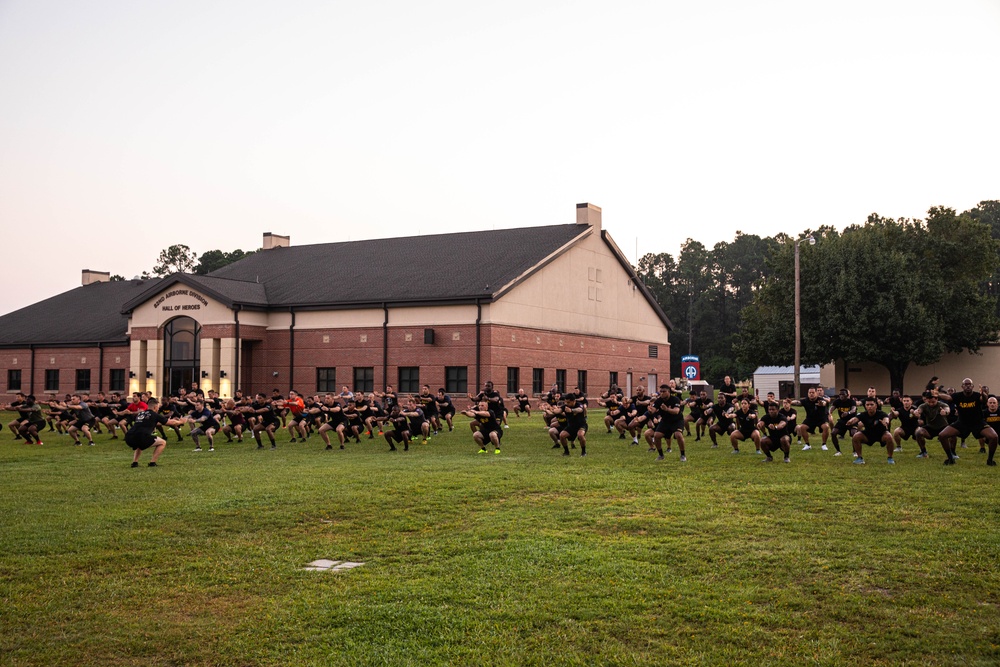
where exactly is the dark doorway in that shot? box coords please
[163,316,200,397]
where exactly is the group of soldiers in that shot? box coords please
[535,375,998,466]
[4,375,998,468]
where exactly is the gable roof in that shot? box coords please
[0,220,674,345]
[121,273,270,313]
[0,279,163,347]
[206,224,590,307]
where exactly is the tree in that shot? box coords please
[194,249,256,275]
[152,244,197,276]
[109,274,125,282]
[964,200,1000,317]
[636,233,777,384]
[737,211,1000,392]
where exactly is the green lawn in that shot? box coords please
[1,411,998,666]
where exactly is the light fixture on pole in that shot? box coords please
[794,235,816,399]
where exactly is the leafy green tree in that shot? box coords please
[195,249,256,275]
[737,211,1000,392]
[152,244,197,277]
[636,234,776,384]
[965,200,1000,317]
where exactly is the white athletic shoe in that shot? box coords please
[821,444,828,451]
[834,451,842,456]
[801,444,812,451]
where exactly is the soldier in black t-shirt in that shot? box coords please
[417,385,440,435]
[464,400,503,454]
[718,376,738,401]
[513,389,532,418]
[380,404,412,452]
[708,394,735,448]
[939,379,997,466]
[317,395,347,450]
[558,393,589,457]
[435,389,456,432]
[251,394,279,449]
[757,402,792,463]
[6,393,26,439]
[891,395,920,454]
[125,397,169,467]
[847,398,895,464]
[983,396,1000,456]
[685,390,713,442]
[650,385,687,462]
[730,399,761,455]
[402,398,431,444]
[829,389,858,454]
[793,387,832,452]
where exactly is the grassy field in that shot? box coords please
[1,410,998,666]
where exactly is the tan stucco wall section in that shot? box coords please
[827,347,1000,395]
[486,231,668,344]
[130,285,235,328]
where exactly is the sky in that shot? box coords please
[1,0,998,316]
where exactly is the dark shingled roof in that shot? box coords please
[0,279,164,347]
[207,224,588,306]
[1,222,669,346]
[121,274,270,312]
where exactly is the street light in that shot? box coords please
[794,235,815,399]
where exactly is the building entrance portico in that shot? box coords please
[163,316,200,397]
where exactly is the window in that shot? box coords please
[45,369,59,392]
[506,367,519,394]
[648,345,658,358]
[555,369,566,393]
[317,368,336,393]
[609,371,618,390]
[353,367,374,393]
[75,369,91,391]
[532,368,544,394]
[577,370,588,394]
[109,369,126,392]
[398,367,420,394]
[7,369,21,392]
[446,366,468,394]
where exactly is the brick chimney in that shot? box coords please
[576,203,602,231]
[263,233,290,250]
[82,269,110,285]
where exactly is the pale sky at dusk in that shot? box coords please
[1,0,998,316]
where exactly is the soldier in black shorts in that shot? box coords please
[464,400,503,454]
[939,379,998,466]
[559,393,588,457]
[829,388,857,455]
[913,391,950,459]
[891,395,920,454]
[847,398,895,465]
[984,396,1000,455]
[730,398,761,455]
[793,387,832,452]
[251,393,280,449]
[513,389,532,418]
[379,404,412,452]
[398,397,428,443]
[650,384,687,462]
[758,402,792,463]
[435,389,456,432]
[417,385,440,435]
[125,397,169,467]
[708,393,735,448]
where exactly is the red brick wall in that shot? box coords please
[243,323,667,399]
[1,324,669,402]
[0,345,131,402]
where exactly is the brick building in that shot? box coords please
[0,203,673,401]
